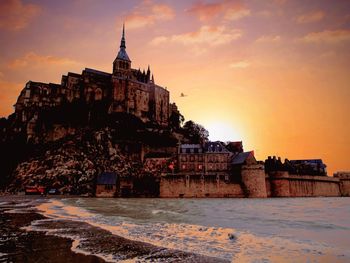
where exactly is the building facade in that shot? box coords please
[14,25,170,138]
[178,142,231,174]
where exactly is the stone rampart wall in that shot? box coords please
[159,174,244,198]
[339,179,350,197]
[268,173,342,197]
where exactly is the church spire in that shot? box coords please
[113,23,131,74]
[115,23,130,62]
[120,23,126,49]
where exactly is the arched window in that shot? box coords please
[95,88,103,101]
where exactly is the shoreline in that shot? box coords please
[0,196,228,263]
[0,196,106,263]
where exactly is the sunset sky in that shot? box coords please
[0,0,349,174]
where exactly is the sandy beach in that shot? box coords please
[0,196,228,263]
[0,196,105,262]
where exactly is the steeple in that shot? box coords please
[120,23,126,49]
[113,23,131,74]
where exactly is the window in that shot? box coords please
[95,88,103,101]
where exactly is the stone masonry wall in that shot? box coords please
[288,175,340,197]
[339,179,350,197]
[268,173,341,197]
[241,164,267,198]
[159,174,244,198]
[269,171,290,197]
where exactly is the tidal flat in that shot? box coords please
[0,196,349,262]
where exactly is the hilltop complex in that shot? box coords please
[14,24,170,142]
[1,26,349,198]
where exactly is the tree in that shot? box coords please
[169,111,184,130]
[182,120,209,144]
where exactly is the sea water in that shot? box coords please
[36,197,350,262]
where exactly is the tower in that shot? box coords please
[113,24,131,74]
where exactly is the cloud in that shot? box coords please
[0,0,41,31]
[187,1,223,21]
[300,30,350,44]
[125,1,175,29]
[150,25,242,47]
[7,52,80,69]
[256,35,281,43]
[297,11,325,24]
[229,60,250,69]
[224,7,250,21]
[150,36,168,46]
[187,0,250,21]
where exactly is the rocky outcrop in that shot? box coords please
[8,128,145,195]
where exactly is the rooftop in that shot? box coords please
[97,172,117,185]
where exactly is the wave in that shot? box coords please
[28,198,350,263]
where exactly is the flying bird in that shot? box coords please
[180,93,188,97]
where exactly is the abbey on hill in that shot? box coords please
[14,25,171,141]
[2,25,350,198]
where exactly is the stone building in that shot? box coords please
[204,142,231,173]
[13,25,170,139]
[178,144,204,173]
[96,172,117,197]
[178,142,231,174]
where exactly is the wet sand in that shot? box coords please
[0,197,105,263]
[0,196,228,262]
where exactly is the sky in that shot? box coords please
[0,0,349,175]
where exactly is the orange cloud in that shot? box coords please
[187,0,250,21]
[224,6,250,20]
[151,25,242,47]
[125,1,175,29]
[256,35,281,43]
[297,10,325,24]
[7,52,79,69]
[0,0,41,31]
[229,60,250,69]
[187,1,223,21]
[300,29,350,44]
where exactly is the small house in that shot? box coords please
[96,172,117,197]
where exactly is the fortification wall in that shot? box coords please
[334,174,350,197]
[265,178,272,197]
[241,165,267,198]
[339,179,350,196]
[159,174,244,198]
[268,173,341,197]
[269,171,290,197]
